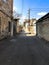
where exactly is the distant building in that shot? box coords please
[23,19,30,33]
[24,18,36,35]
[29,19,36,35]
[0,0,13,39]
[36,13,49,41]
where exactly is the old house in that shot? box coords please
[0,0,13,39]
[36,13,49,41]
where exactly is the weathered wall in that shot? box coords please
[0,0,13,39]
[37,23,43,37]
[0,0,13,17]
[0,11,11,39]
[42,19,49,41]
[37,18,49,41]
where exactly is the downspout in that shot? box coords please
[11,0,13,36]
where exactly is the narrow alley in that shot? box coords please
[0,30,49,65]
[0,0,49,65]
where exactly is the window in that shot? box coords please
[2,0,7,3]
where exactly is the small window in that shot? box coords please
[3,0,7,3]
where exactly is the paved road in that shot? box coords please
[0,32,49,65]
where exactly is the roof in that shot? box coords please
[36,13,49,23]
[13,18,20,21]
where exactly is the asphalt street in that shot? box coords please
[0,31,49,65]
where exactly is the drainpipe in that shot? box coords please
[11,0,13,37]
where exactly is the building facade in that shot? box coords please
[24,19,36,36]
[29,19,36,35]
[0,0,13,39]
[36,13,49,41]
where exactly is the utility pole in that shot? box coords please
[28,8,30,26]
[28,8,30,32]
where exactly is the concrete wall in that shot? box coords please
[37,18,49,41]
[42,20,49,41]
[37,23,43,38]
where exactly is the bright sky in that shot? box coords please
[13,0,49,23]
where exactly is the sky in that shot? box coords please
[13,0,49,23]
